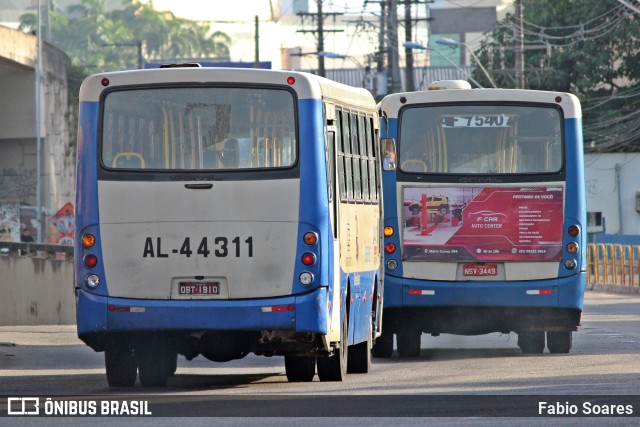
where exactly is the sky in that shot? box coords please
[141,0,387,68]
[138,1,507,69]
[144,0,275,21]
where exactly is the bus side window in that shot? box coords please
[336,109,347,200]
[350,112,362,201]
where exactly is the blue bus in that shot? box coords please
[75,66,384,386]
[375,80,586,357]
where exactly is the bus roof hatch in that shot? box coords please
[428,80,472,91]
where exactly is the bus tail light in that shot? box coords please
[301,252,316,266]
[387,259,398,270]
[82,234,96,248]
[567,225,580,237]
[86,274,100,288]
[385,242,396,254]
[384,226,394,237]
[564,259,577,270]
[299,272,314,286]
[84,254,98,268]
[303,232,318,245]
[566,242,579,254]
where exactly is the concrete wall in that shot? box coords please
[0,25,74,237]
[0,250,74,326]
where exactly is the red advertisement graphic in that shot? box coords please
[402,187,564,262]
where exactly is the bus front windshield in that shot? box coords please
[398,104,563,174]
[101,87,297,171]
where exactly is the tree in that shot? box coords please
[475,0,640,152]
[19,0,232,73]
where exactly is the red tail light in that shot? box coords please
[385,242,396,254]
[84,254,98,268]
[301,252,316,266]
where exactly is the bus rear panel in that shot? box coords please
[377,82,586,357]
[75,68,382,385]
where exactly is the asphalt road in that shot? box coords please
[1,290,638,425]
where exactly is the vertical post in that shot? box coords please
[317,0,325,77]
[616,163,623,234]
[404,0,415,92]
[376,0,387,99]
[420,194,431,236]
[254,15,260,68]
[35,0,43,242]
[514,0,525,88]
[137,40,143,69]
[388,0,402,93]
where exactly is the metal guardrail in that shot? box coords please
[587,243,640,287]
[0,241,73,260]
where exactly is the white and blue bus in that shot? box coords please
[75,66,384,386]
[376,80,586,357]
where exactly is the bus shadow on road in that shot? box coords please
[373,347,524,363]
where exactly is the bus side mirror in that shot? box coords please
[381,138,396,171]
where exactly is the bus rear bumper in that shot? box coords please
[381,273,585,334]
[384,272,586,309]
[76,287,328,337]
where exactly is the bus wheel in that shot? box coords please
[136,337,171,387]
[517,331,545,354]
[347,320,372,373]
[397,330,421,357]
[547,331,572,354]
[285,356,316,382]
[317,309,348,381]
[372,330,393,358]
[105,345,137,387]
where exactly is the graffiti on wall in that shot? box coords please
[0,168,37,201]
[0,202,20,242]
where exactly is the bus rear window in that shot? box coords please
[398,104,562,174]
[101,87,296,171]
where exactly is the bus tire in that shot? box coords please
[547,331,572,353]
[105,345,137,387]
[372,330,393,358]
[347,321,372,373]
[517,331,545,354]
[317,308,348,381]
[136,338,171,387]
[397,330,421,357]
[284,356,315,382]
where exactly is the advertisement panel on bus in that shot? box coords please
[402,186,564,262]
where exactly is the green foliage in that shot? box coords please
[475,0,640,151]
[19,0,231,74]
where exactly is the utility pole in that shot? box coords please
[514,0,525,88]
[377,0,387,99]
[296,1,343,77]
[254,15,260,68]
[317,0,325,76]
[404,0,415,92]
[388,0,402,93]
